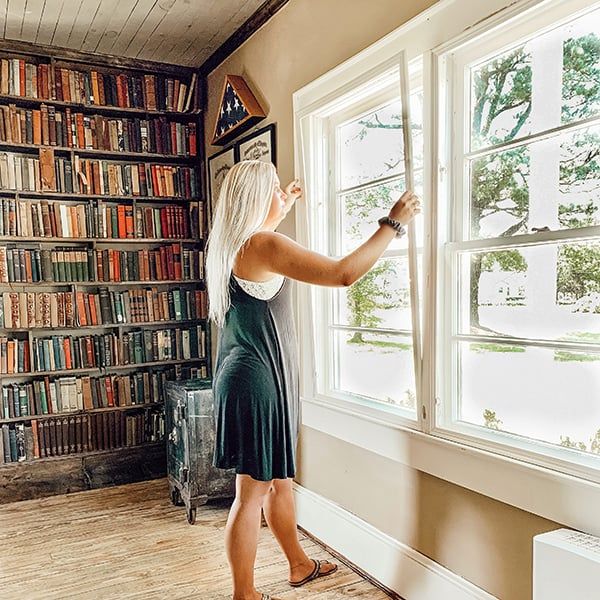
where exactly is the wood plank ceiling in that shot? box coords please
[0,0,266,67]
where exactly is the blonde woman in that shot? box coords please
[206,160,420,600]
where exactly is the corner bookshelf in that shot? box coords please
[0,44,209,502]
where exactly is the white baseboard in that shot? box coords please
[293,483,497,600]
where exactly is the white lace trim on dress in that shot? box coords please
[233,273,285,300]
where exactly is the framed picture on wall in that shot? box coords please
[235,123,277,166]
[207,145,236,220]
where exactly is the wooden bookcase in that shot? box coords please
[0,44,210,502]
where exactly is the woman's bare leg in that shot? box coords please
[262,478,337,582]
[225,474,272,600]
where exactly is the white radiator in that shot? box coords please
[533,529,600,600]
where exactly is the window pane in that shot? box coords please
[470,46,532,150]
[339,99,404,189]
[341,170,424,254]
[559,126,600,228]
[562,12,600,124]
[335,257,416,331]
[334,330,416,412]
[469,125,600,239]
[460,242,600,342]
[338,93,423,190]
[471,9,600,149]
[458,341,600,456]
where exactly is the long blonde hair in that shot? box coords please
[206,160,277,327]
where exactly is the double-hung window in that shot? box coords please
[296,0,600,497]
[309,63,424,422]
[439,2,600,477]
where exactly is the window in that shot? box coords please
[439,4,600,474]
[310,64,424,421]
[295,0,600,509]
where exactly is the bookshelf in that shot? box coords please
[0,45,209,502]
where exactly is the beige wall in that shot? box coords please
[204,1,561,598]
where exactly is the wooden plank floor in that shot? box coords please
[0,478,392,599]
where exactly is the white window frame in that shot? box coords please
[434,0,600,482]
[315,81,423,424]
[293,0,600,537]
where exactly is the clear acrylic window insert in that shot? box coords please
[448,8,600,459]
[327,77,424,418]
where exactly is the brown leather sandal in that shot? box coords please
[288,558,338,587]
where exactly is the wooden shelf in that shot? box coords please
[0,440,165,468]
[0,236,202,244]
[0,43,209,493]
[0,141,197,163]
[0,356,207,384]
[0,403,165,425]
[0,93,202,119]
[0,279,204,288]
[0,318,206,332]
[0,189,202,203]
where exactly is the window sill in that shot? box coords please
[301,395,600,537]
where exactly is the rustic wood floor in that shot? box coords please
[0,478,392,599]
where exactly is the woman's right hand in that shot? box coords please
[388,190,421,225]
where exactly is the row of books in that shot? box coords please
[74,157,198,198]
[0,199,202,240]
[0,325,206,376]
[0,151,73,192]
[0,103,198,156]
[0,151,199,197]
[0,58,197,112]
[0,288,207,329]
[1,366,207,420]
[0,245,204,283]
[75,288,207,327]
[0,409,165,462]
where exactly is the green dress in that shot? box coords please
[212,274,300,481]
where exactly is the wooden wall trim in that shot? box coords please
[199,0,292,76]
[0,39,194,76]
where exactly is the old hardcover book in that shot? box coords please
[39,147,56,191]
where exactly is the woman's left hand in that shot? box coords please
[284,179,303,210]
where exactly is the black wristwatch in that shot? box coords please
[378,216,407,238]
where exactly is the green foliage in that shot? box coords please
[558,200,597,229]
[559,130,600,194]
[559,436,588,451]
[470,343,525,353]
[347,337,411,351]
[480,249,527,273]
[344,183,400,240]
[345,260,408,342]
[483,409,503,430]
[562,33,600,122]
[554,350,600,362]
[559,430,600,454]
[557,243,600,302]
[472,47,532,147]
[471,147,530,238]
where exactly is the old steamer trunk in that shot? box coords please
[165,379,235,523]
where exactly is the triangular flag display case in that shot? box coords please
[212,75,266,146]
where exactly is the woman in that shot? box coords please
[206,160,420,600]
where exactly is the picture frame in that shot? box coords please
[207,145,236,222]
[235,123,277,166]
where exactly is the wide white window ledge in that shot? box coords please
[301,396,600,537]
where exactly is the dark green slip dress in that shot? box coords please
[212,274,300,481]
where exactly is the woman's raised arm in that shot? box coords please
[251,190,420,287]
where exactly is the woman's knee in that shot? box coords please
[235,474,273,507]
[267,477,293,498]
